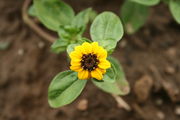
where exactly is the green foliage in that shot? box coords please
[89,10,98,22]
[67,43,80,55]
[130,0,160,6]
[121,0,149,34]
[90,12,124,52]
[48,71,87,108]
[92,57,130,95]
[162,0,170,4]
[33,0,75,31]
[58,25,82,41]
[120,0,180,34]
[28,5,37,17]
[103,68,116,83]
[51,39,69,53]
[108,57,129,95]
[29,0,129,108]
[72,8,92,34]
[50,8,93,54]
[170,0,180,24]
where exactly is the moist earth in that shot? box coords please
[0,0,180,120]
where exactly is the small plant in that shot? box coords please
[29,0,130,108]
[120,0,180,34]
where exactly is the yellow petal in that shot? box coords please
[70,51,82,59]
[82,42,92,54]
[91,42,99,54]
[74,45,85,54]
[70,65,82,72]
[70,57,81,65]
[99,68,106,74]
[70,58,81,64]
[96,47,107,59]
[70,60,81,66]
[91,68,103,80]
[78,70,90,80]
[98,60,111,69]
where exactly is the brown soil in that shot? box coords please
[0,0,180,120]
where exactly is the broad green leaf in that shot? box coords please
[51,39,69,53]
[67,43,80,55]
[130,0,160,6]
[92,79,125,95]
[121,0,149,34]
[72,8,92,34]
[103,68,116,83]
[28,5,37,17]
[48,71,87,108]
[92,57,130,95]
[89,10,98,22]
[90,12,124,52]
[33,0,74,31]
[108,57,130,95]
[58,25,82,42]
[170,0,180,24]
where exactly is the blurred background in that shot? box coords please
[0,0,180,120]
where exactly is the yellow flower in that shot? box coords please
[69,42,111,80]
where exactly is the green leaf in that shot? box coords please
[72,8,92,34]
[51,39,69,53]
[28,5,37,17]
[130,0,160,6]
[162,0,170,4]
[67,43,80,55]
[92,79,125,95]
[170,0,180,24]
[48,71,87,108]
[108,57,130,95]
[79,37,92,43]
[89,10,98,22]
[90,12,124,52]
[103,68,116,83]
[121,0,149,34]
[92,57,130,95]
[33,0,74,31]
[58,25,82,40]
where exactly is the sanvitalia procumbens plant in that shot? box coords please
[29,0,130,108]
[49,12,130,108]
[120,0,180,34]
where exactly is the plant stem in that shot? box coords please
[22,0,57,43]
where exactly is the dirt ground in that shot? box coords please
[0,0,180,120]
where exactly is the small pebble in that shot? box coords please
[77,99,88,111]
[38,42,45,49]
[17,48,24,56]
[166,48,176,57]
[156,111,165,120]
[134,75,153,102]
[165,66,175,75]
[175,106,180,116]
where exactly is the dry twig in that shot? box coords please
[112,94,131,111]
[22,0,56,43]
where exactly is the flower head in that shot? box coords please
[70,42,111,80]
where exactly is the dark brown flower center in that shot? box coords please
[81,53,99,71]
